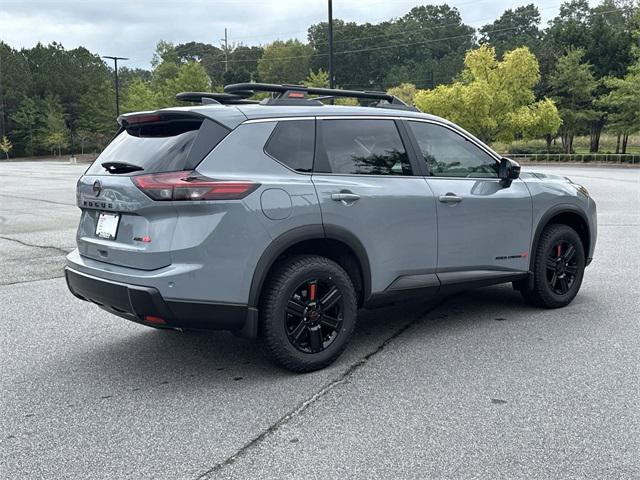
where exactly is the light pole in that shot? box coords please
[328,0,334,89]
[221,28,229,73]
[103,56,128,117]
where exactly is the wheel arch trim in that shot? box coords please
[248,224,372,309]
[530,204,591,271]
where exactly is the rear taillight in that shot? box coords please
[125,114,162,125]
[132,171,259,201]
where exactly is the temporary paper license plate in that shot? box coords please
[95,212,120,240]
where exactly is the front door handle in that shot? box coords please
[438,193,462,204]
[331,192,361,204]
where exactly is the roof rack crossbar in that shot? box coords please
[177,84,418,111]
[224,82,407,105]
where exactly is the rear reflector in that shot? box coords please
[144,315,167,325]
[132,171,259,201]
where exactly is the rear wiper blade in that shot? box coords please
[101,161,144,174]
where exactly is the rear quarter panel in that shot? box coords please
[193,121,322,303]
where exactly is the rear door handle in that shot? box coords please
[438,193,462,204]
[331,192,361,204]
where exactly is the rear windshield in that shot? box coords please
[86,117,229,175]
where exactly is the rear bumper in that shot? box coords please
[65,267,257,336]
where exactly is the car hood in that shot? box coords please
[520,171,574,183]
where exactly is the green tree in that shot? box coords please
[0,135,12,159]
[0,42,32,141]
[258,40,314,84]
[480,4,542,57]
[10,97,41,156]
[42,95,70,156]
[159,61,211,106]
[151,40,180,68]
[301,69,357,104]
[151,40,181,95]
[77,79,117,142]
[585,0,635,79]
[598,62,640,153]
[22,43,111,142]
[387,83,418,106]
[414,45,561,144]
[308,5,474,90]
[548,49,597,153]
[545,0,634,79]
[222,66,252,85]
[304,69,330,88]
[118,66,153,87]
[178,42,264,86]
[122,77,157,113]
[542,0,637,151]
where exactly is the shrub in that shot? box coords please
[507,143,567,154]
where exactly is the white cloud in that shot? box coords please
[0,0,563,68]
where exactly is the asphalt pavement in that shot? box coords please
[1,162,638,479]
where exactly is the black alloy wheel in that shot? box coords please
[260,255,358,373]
[518,224,585,308]
[545,241,579,295]
[285,279,344,354]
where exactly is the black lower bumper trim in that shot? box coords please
[65,267,250,332]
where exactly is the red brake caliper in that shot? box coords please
[308,282,317,302]
[556,244,562,258]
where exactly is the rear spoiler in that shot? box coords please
[117,110,206,128]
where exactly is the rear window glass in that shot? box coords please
[86,118,229,175]
[264,120,315,172]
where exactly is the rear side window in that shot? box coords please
[86,117,229,175]
[264,120,315,172]
[316,119,412,175]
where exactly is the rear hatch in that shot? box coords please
[77,111,232,270]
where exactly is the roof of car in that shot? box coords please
[154,103,450,130]
[125,102,499,158]
[234,103,442,121]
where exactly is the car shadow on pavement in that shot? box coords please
[53,284,550,391]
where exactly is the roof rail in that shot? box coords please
[177,83,418,111]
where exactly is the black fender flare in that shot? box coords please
[530,204,591,272]
[247,224,372,309]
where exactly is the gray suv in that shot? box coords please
[65,83,597,372]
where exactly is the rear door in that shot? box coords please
[311,117,438,296]
[406,120,532,276]
[77,113,230,270]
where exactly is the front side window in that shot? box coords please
[317,119,412,176]
[408,121,498,178]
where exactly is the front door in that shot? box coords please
[406,120,532,277]
[312,118,438,296]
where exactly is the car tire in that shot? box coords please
[520,224,586,308]
[259,255,357,373]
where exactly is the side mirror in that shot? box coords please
[498,157,521,187]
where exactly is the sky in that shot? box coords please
[0,0,566,69]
